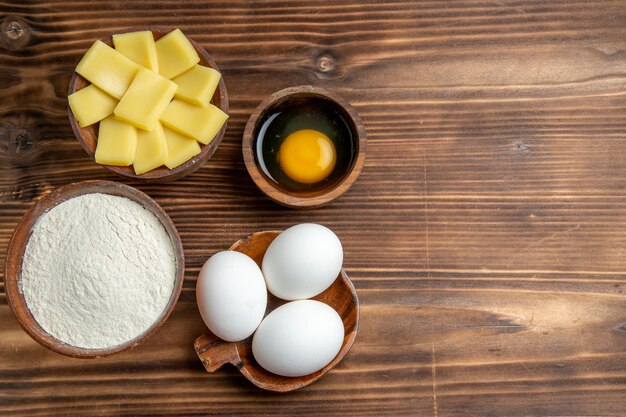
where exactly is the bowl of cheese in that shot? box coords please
[68,28,229,182]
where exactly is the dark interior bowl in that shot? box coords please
[242,86,366,208]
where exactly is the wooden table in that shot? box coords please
[1,1,625,416]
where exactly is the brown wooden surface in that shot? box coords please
[1,1,625,416]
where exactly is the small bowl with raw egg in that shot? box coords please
[68,28,229,183]
[194,224,360,392]
[243,85,367,208]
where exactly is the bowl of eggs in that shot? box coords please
[68,28,229,182]
[194,224,359,392]
[243,86,367,208]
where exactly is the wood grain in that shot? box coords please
[1,0,626,416]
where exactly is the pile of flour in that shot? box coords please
[21,193,176,349]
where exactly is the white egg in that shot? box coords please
[252,300,344,377]
[196,251,267,342]
[262,223,343,300]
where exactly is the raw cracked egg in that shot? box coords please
[278,129,337,184]
[252,300,345,377]
[196,251,267,342]
[262,223,343,300]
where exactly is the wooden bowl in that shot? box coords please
[68,28,229,183]
[4,180,185,358]
[194,231,359,392]
[242,86,366,209]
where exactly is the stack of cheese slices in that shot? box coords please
[68,29,228,175]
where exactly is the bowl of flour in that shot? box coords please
[4,180,184,358]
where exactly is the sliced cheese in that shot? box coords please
[160,99,228,144]
[113,31,159,72]
[114,67,177,131]
[68,84,118,128]
[134,122,167,174]
[163,126,201,169]
[172,64,221,106]
[95,116,137,166]
[75,40,139,99]
[155,29,200,79]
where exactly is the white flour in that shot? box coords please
[21,193,176,349]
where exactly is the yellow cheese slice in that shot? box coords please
[172,65,221,106]
[134,122,167,174]
[113,31,159,72]
[68,84,118,128]
[114,67,177,131]
[155,29,200,79]
[95,116,137,166]
[163,126,201,169]
[75,40,140,99]
[160,99,228,144]
[195,104,229,145]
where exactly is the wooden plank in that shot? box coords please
[1,0,626,416]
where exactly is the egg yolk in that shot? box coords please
[278,129,336,184]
